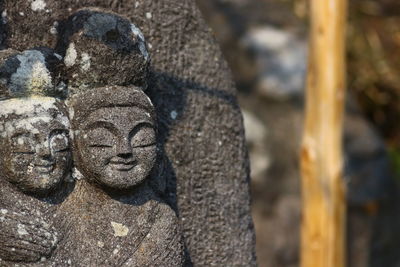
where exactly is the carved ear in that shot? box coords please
[0,47,66,99]
[57,8,150,94]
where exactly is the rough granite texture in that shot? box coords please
[0,48,65,99]
[0,1,256,266]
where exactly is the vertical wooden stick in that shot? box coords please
[301,0,347,267]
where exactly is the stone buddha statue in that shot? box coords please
[53,86,183,266]
[50,9,184,266]
[0,48,72,264]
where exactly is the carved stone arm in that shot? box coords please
[0,208,58,263]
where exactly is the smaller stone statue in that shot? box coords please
[0,97,71,195]
[0,48,72,264]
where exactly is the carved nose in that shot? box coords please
[117,138,133,159]
[36,145,52,160]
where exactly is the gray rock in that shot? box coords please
[242,26,307,100]
[242,110,270,181]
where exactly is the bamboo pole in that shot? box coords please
[300,0,347,267]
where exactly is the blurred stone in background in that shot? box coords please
[197,0,400,266]
[242,26,306,100]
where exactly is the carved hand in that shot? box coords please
[0,209,58,263]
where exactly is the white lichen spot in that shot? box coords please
[148,43,153,49]
[67,259,72,265]
[130,24,149,61]
[135,1,139,8]
[58,114,70,127]
[0,97,58,117]
[26,163,34,173]
[19,12,24,16]
[50,26,57,35]
[17,137,24,145]
[54,53,62,60]
[17,224,29,236]
[170,110,178,120]
[1,10,7,24]
[145,12,152,19]
[13,116,51,135]
[10,50,53,95]
[51,234,58,246]
[131,24,144,41]
[0,209,7,215]
[29,61,53,94]
[31,0,47,12]
[97,241,104,248]
[111,222,129,237]
[80,53,91,71]
[72,168,84,181]
[64,43,77,68]
[69,106,75,120]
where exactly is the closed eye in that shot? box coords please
[89,144,113,148]
[132,142,156,148]
[12,151,35,154]
[55,147,71,152]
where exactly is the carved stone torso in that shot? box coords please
[51,181,183,267]
[0,182,60,266]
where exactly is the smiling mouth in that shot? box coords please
[34,164,55,174]
[108,161,136,171]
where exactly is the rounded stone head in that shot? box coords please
[59,9,150,94]
[0,48,65,100]
[0,97,71,195]
[70,86,157,190]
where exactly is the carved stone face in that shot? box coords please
[75,106,156,190]
[0,98,71,194]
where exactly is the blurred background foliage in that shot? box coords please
[196,0,400,266]
[348,0,400,156]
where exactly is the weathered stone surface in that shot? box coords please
[0,2,256,266]
[0,96,72,264]
[58,9,150,94]
[51,85,184,267]
[0,48,65,99]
